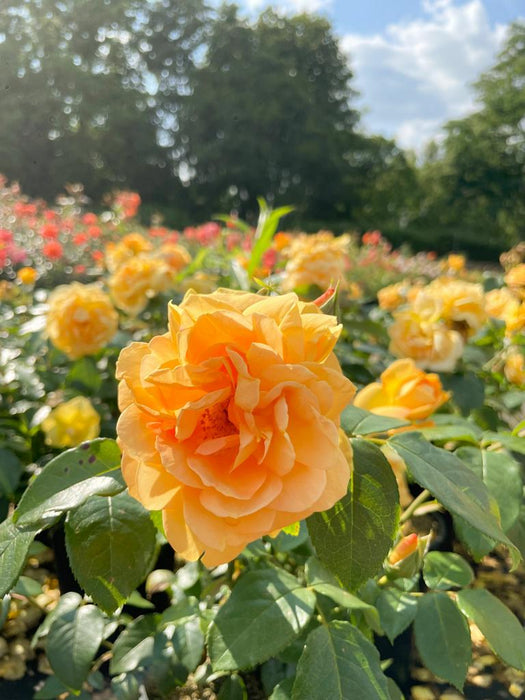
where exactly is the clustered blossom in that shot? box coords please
[116,289,356,566]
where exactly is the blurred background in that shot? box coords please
[0,0,523,258]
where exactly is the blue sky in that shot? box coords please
[222,0,524,151]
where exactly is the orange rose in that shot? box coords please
[282,231,350,292]
[377,282,410,312]
[116,289,356,566]
[16,266,37,285]
[108,256,172,315]
[157,242,191,273]
[505,263,525,299]
[46,282,118,359]
[105,233,153,273]
[354,358,450,421]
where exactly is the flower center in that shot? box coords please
[195,400,237,441]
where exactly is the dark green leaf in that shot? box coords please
[47,604,105,692]
[292,621,390,700]
[65,492,157,614]
[34,674,69,699]
[457,589,525,670]
[441,372,484,415]
[414,592,470,691]
[0,518,40,597]
[508,503,525,559]
[305,557,378,617]
[208,568,315,671]
[376,588,418,643]
[422,552,474,590]
[389,433,520,566]
[0,448,22,498]
[308,439,400,590]
[14,439,124,527]
[482,431,525,455]
[218,674,248,700]
[341,406,409,436]
[110,615,159,675]
[66,357,102,393]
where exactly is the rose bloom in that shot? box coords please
[421,278,486,335]
[485,286,520,322]
[388,307,464,372]
[41,396,100,448]
[46,282,119,359]
[108,255,172,315]
[16,266,37,285]
[505,264,525,299]
[105,233,153,273]
[354,358,450,421]
[505,302,525,336]
[281,231,351,293]
[116,289,356,566]
[443,253,466,273]
[377,282,411,312]
[157,242,191,273]
[504,350,525,387]
[42,240,63,260]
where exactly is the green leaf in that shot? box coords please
[0,448,22,498]
[389,432,520,566]
[422,552,474,590]
[65,492,157,614]
[482,431,525,455]
[66,357,102,393]
[292,621,390,700]
[418,424,479,444]
[270,677,294,700]
[305,557,378,618]
[164,618,204,673]
[307,439,400,590]
[207,568,315,671]
[441,372,484,415]
[14,439,124,527]
[508,503,525,559]
[387,678,405,700]
[341,406,409,436]
[46,604,105,692]
[414,592,470,691]
[376,588,418,643]
[456,589,525,671]
[454,446,522,532]
[12,575,43,597]
[110,614,159,675]
[0,517,40,597]
[34,674,70,699]
[218,674,248,700]
[247,199,293,276]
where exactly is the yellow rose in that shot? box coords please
[446,253,466,273]
[377,282,410,312]
[422,278,486,335]
[108,256,172,316]
[354,358,450,421]
[116,289,356,566]
[504,350,525,387]
[388,308,464,372]
[505,264,525,299]
[16,267,37,285]
[282,231,350,292]
[505,303,525,336]
[105,233,153,273]
[41,396,100,448]
[485,287,520,321]
[46,282,118,359]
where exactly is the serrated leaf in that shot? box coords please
[14,439,124,527]
[0,518,40,597]
[456,589,525,670]
[414,592,470,691]
[208,568,315,671]
[65,492,157,614]
[389,433,520,566]
[110,615,159,675]
[454,447,522,532]
[307,439,400,591]
[47,604,105,692]
[305,557,378,617]
[376,588,418,643]
[341,406,409,436]
[292,620,390,700]
[422,552,474,590]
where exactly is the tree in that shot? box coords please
[410,21,525,257]
[170,5,361,222]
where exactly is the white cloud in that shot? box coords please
[342,0,509,151]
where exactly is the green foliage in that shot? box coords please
[414,593,471,691]
[307,439,400,590]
